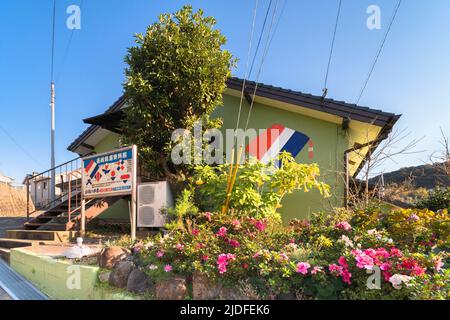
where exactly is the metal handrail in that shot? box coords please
[26,157,83,221]
[26,157,81,181]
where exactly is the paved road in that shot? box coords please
[0,287,12,300]
[0,217,27,238]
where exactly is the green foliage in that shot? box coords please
[192,152,330,220]
[417,187,450,211]
[122,5,236,179]
[165,189,199,230]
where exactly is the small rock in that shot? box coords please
[98,246,131,269]
[218,287,248,300]
[192,273,222,300]
[98,270,111,283]
[155,276,187,300]
[109,261,135,288]
[127,269,152,294]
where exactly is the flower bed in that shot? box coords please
[101,156,449,300]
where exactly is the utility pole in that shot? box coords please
[50,0,56,202]
[50,81,56,202]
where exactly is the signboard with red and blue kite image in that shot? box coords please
[82,146,135,198]
[246,124,314,167]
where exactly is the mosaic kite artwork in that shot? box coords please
[246,124,313,167]
[82,147,134,198]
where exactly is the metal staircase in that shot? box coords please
[24,157,123,231]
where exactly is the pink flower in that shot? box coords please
[434,257,444,272]
[279,253,289,262]
[156,250,165,258]
[164,264,172,272]
[195,243,205,250]
[311,266,323,275]
[407,214,420,222]
[341,269,352,285]
[228,239,240,248]
[338,256,348,268]
[374,248,390,259]
[412,265,426,276]
[380,262,391,271]
[296,262,311,275]
[192,229,200,236]
[252,251,262,259]
[175,243,184,251]
[352,250,374,270]
[231,219,241,230]
[254,220,267,232]
[204,212,212,222]
[329,264,343,274]
[216,227,228,238]
[335,221,352,232]
[216,253,236,274]
[201,255,210,261]
[390,247,403,258]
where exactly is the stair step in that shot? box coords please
[0,248,10,263]
[6,230,74,242]
[0,238,46,249]
[24,222,67,231]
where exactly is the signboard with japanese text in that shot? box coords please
[81,146,135,198]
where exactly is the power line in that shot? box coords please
[323,0,342,97]
[56,0,84,83]
[356,0,402,104]
[234,0,260,134]
[0,125,44,167]
[248,0,273,80]
[244,0,281,131]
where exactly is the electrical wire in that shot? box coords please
[234,0,260,134]
[0,125,44,167]
[356,0,402,104]
[323,0,342,96]
[244,0,281,132]
[248,0,273,80]
[56,0,85,83]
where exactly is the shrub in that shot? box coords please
[417,187,450,211]
[192,152,329,220]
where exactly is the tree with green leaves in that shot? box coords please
[122,5,236,180]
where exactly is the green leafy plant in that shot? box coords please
[417,187,450,211]
[122,5,236,180]
[192,152,330,220]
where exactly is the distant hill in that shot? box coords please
[370,162,450,189]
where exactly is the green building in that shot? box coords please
[68,78,400,222]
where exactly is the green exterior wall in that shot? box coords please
[82,94,350,222]
[212,95,348,220]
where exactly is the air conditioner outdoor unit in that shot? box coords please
[137,181,173,228]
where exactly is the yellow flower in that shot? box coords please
[317,235,333,248]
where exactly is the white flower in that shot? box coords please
[148,264,158,270]
[340,235,354,248]
[145,241,155,249]
[389,274,413,290]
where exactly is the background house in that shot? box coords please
[0,172,14,186]
[68,78,400,222]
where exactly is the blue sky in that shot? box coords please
[0,0,449,183]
